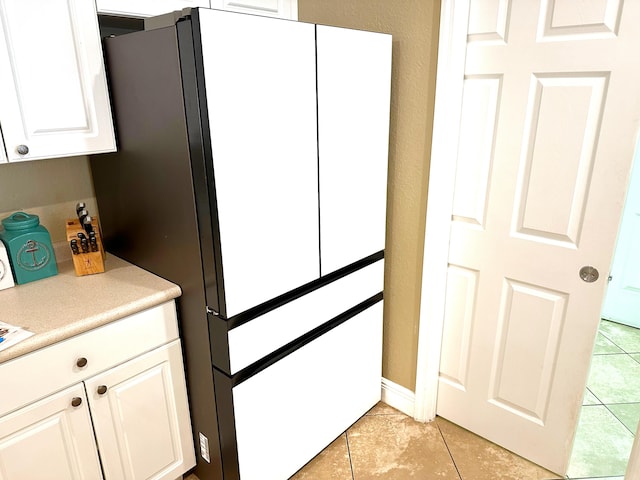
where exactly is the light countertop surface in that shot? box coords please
[0,246,181,364]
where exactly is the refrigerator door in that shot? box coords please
[317,26,392,275]
[195,9,320,317]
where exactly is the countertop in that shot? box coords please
[0,246,181,364]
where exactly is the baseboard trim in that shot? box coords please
[380,377,416,418]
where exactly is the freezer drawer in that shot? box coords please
[232,301,383,480]
[227,259,383,374]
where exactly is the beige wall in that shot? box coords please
[0,156,97,243]
[298,0,441,391]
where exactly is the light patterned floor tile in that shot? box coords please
[587,353,640,403]
[566,405,634,478]
[593,332,625,354]
[607,403,640,435]
[599,320,640,353]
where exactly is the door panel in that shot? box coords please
[489,280,567,422]
[467,0,509,42]
[516,73,607,244]
[437,0,640,474]
[539,0,621,38]
[452,76,501,226]
[439,265,478,389]
[197,9,319,316]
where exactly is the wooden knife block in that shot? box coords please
[65,217,105,276]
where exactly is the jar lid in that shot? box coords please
[1,212,40,231]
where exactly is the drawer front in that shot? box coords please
[0,301,178,416]
[232,301,383,480]
[227,259,383,373]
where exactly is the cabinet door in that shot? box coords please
[85,340,195,480]
[209,0,297,19]
[0,384,102,480]
[197,9,319,316]
[96,0,210,18]
[317,26,392,275]
[0,0,115,162]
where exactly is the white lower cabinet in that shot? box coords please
[0,302,195,480]
[0,384,102,480]
[86,341,194,480]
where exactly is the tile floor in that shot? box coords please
[186,403,563,480]
[290,402,562,479]
[566,318,640,478]
[185,319,640,480]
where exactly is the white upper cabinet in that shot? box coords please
[210,0,297,19]
[0,0,116,163]
[96,0,297,20]
[96,0,210,18]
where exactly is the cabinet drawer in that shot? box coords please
[232,301,383,480]
[227,259,383,373]
[0,301,178,416]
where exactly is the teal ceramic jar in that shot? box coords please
[0,212,58,284]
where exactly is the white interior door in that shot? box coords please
[601,142,640,328]
[433,0,640,475]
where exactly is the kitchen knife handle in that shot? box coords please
[78,208,89,226]
[83,216,94,234]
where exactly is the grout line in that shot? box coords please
[601,402,637,436]
[585,387,605,405]
[345,431,355,480]
[434,419,463,480]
